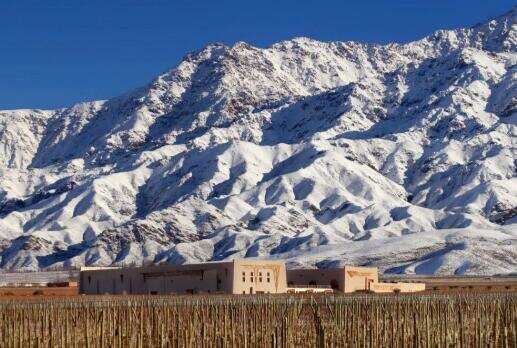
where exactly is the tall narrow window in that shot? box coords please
[120,274,124,283]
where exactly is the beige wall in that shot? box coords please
[232,259,287,294]
[343,266,378,293]
[80,262,234,295]
[286,268,343,291]
[370,282,426,293]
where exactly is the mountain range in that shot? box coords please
[0,8,515,274]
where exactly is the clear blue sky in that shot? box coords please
[0,1,514,109]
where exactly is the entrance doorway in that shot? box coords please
[330,279,339,290]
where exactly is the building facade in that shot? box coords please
[286,266,378,293]
[79,259,287,295]
[80,260,424,295]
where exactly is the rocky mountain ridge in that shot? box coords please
[0,8,515,274]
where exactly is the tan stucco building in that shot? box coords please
[287,266,425,293]
[79,259,287,295]
[80,260,424,295]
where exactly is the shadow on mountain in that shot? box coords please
[260,147,325,184]
[384,242,466,274]
[36,242,90,269]
[135,143,231,218]
[260,85,353,145]
[23,188,86,232]
[336,52,476,142]
[208,162,247,199]
[29,97,141,168]
[145,56,228,145]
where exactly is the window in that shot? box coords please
[242,271,246,282]
[88,276,91,284]
[267,272,270,277]
[267,277,270,283]
[259,277,263,282]
[120,274,124,283]
[251,277,254,282]
[225,268,228,277]
[259,272,262,276]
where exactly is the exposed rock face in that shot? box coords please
[0,8,515,274]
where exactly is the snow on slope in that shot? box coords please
[0,8,516,274]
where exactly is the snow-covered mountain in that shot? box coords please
[0,8,516,275]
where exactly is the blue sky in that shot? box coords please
[0,1,514,109]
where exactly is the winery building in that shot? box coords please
[79,260,424,295]
[79,259,287,295]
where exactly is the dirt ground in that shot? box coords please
[0,286,78,299]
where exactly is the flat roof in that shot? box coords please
[80,258,286,273]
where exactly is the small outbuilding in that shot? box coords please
[287,266,425,293]
[287,266,378,293]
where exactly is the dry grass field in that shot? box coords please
[0,293,516,347]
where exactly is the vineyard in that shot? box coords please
[0,294,516,347]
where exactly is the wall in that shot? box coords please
[370,282,426,293]
[232,260,287,294]
[343,266,378,293]
[80,262,234,295]
[286,268,343,291]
